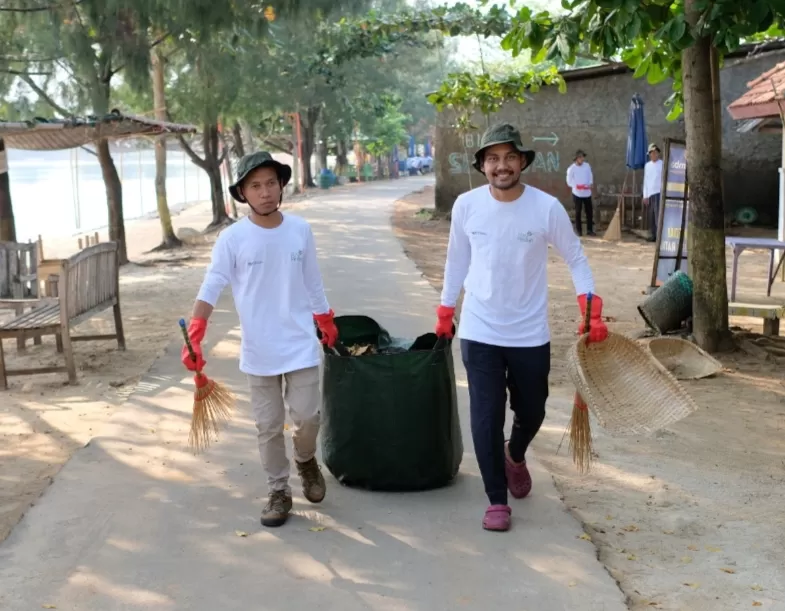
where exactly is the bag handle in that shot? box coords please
[328,340,351,357]
[433,336,449,352]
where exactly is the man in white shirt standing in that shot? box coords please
[180,151,339,528]
[565,149,596,236]
[433,124,609,532]
[643,143,663,243]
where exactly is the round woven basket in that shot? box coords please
[566,332,699,437]
[645,337,723,380]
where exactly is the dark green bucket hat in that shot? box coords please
[472,123,536,174]
[229,151,292,203]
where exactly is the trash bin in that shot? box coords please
[637,270,693,334]
[319,315,463,492]
[319,168,332,190]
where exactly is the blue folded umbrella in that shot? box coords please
[626,94,648,170]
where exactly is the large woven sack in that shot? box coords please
[566,331,699,436]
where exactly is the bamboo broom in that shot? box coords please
[567,293,594,474]
[179,318,235,453]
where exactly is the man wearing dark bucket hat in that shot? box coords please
[181,151,339,528]
[433,123,609,532]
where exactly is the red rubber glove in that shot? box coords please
[435,305,455,338]
[577,294,608,343]
[314,309,338,348]
[181,317,208,372]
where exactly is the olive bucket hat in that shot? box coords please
[472,123,536,174]
[229,151,292,203]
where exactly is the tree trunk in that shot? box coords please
[232,120,246,159]
[240,119,256,153]
[204,124,230,231]
[682,5,732,352]
[316,118,328,172]
[710,46,726,208]
[96,138,128,265]
[300,106,321,188]
[151,47,181,250]
[0,139,16,242]
[336,139,348,174]
[206,162,228,229]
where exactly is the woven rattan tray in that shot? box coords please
[566,332,699,436]
[645,336,723,380]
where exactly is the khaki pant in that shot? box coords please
[248,366,321,495]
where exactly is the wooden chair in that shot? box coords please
[0,241,37,299]
[0,242,126,388]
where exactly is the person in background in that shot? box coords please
[180,151,339,529]
[643,143,663,243]
[566,149,596,237]
[433,123,609,532]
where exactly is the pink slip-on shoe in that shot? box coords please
[505,441,532,499]
[482,505,512,531]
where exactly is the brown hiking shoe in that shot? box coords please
[296,457,326,503]
[260,490,293,528]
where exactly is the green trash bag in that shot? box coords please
[320,315,463,491]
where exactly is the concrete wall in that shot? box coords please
[434,50,784,225]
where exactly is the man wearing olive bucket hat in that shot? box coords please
[434,123,609,532]
[181,151,339,528]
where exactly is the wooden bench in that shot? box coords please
[728,302,785,336]
[0,242,126,388]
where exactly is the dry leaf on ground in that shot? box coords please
[720,568,737,574]
[235,530,248,537]
[309,526,326,532]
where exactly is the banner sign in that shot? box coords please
[651,139,689,287]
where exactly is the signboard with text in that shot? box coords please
[650,139,689,287]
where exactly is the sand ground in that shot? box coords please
[391,186,785,611]
[0,184,337,544]
[2,180,784,610]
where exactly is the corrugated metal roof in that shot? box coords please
[0,110,197,151]
[727,61,785,120]
[735,116,783,133]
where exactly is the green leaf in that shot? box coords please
[633,56,651,78]
[646,61,667,85]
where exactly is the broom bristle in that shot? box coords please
[567,393,593,474]
[188,377,235,453]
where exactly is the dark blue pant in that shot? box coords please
[461,339,550,506]
[648,193,661,241]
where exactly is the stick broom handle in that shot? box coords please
[179,318,201,373]
[584,292,593,335]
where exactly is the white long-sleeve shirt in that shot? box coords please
[440,185,595,347]
[196,214,330,377]
[643,159,663,199]
[566,162,593,198]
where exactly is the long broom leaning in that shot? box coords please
[567,293,594,474]
[179,318,236,453]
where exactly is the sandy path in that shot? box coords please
[392,186,785,611]
[0,185,332,543]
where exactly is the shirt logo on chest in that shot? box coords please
[290,249,304,262]
[516,231,534,243]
